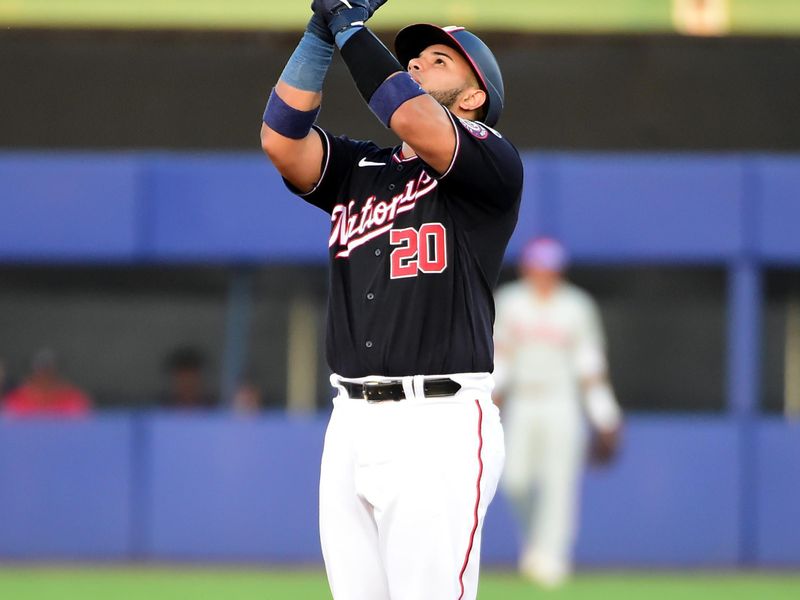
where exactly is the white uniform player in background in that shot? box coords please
[493,238,623,588]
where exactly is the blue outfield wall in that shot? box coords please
[0,417,134,559]
[756,418,800,565]
[1,151,799,565]
[0,414,799,566]
[1,152,800,264]
[143,415,326,561]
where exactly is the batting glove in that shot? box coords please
[311,0,370,36]
[307,0,388,44]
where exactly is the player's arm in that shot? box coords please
[389,92,458,174]
[575,299,623,463]
[264,2,392,192]
[260,15,333,193]
[582,374,622,465]
[260,83,324,194]
[491,289,515,409]
[576,345,622,436]
[312,1,460,173]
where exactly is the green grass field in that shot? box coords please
[1,568,799,600]
[1,0,800,34]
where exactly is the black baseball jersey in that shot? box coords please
[286,111,523,378]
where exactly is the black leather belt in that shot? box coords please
[341,378,461,402]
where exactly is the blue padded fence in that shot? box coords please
[1,414,799,566]
[1,151,799,565]
[1,152,800,264]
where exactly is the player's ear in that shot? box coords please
[458,88,487,115]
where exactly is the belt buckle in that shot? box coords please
[362,381,383,403]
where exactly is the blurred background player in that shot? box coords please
[1,348,92,417]
[493,237,623,587]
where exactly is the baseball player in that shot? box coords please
[493,238,622,587]
[260,1,523,598]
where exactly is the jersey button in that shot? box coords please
[388,184,396,191]
[366,292,375,300]
[374,249,381,257]
[365,340,373,348]
[396,165,403,172]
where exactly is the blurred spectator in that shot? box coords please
[1,348,92,417]
[159,346,216,409]
[493,238,623,588]
[232,379,263,415]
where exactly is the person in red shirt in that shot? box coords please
[2,349,91,417]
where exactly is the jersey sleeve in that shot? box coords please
[491,285,517,392]
[283,126,377,214]
[434,112,524,215]
[573,294,609,380]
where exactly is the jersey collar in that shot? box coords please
[393,147,420,164]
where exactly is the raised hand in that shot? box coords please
[308,0,389,43]
[311,0,370,35]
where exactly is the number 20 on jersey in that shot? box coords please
[389,223,447,279]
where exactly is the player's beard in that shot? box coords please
[429,87,464,111]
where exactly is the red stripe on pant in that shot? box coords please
[458,399,484,600]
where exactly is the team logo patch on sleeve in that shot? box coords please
[458,118,490,140]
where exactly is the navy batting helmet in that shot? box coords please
[395,24,505,127]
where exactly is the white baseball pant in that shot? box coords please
[320,372,505,600]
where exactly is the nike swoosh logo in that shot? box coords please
[358,158,387,168]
